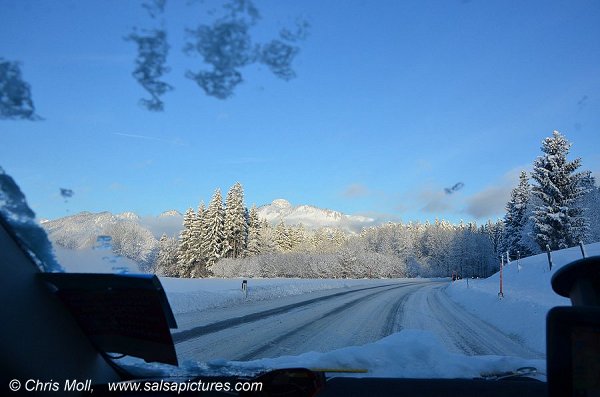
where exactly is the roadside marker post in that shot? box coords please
[546,245,553,271]
[242,279,248,299]
[498,256,504,298]
[579,241,587,259]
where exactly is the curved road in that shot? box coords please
[172,280,542,363]
[173,280,431,361]
[400,283,543,359]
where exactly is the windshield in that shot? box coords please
[1,0,600,381]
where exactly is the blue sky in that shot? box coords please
[1,0,599,223]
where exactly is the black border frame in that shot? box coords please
[547,306,600,397]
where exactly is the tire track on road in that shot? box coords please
[173,281,425,344]
[416,284,544,359]
[237,283,423,360]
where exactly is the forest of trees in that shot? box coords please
[153,131,600,279]
[154,196,506,279]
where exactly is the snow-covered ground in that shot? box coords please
[446,242,600,354]
[227,329,544,379]
[160,277,383,314]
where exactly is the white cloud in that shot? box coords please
[417,186,457,213]
[463,167,526,219]
[464,186,511,219]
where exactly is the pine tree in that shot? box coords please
[274,220,292,252]
[328,228,347,251]
[191,201,209,276]
[485,219,504,260]
[288,224,306,251]
[503,171,534,258]
[259,219,276,253]
[246,205,262,256]
[177,208,196,277]
[223,182,248,258]
[202,188,225,268]
[579,172,600,243]
[531,131,590,250]
[311,228,327,253]
[155,233,179,276]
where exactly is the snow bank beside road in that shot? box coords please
[230,329,545,379]
[160,277,386,314]
[447,242,600,354]
[125,329,544,379]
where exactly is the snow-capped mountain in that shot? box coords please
[42,211,119,249]
[159,209,182,218]
[42,211,159,271]
[257,199,375,232]
[42,210,183,249]
[116,211,140,221]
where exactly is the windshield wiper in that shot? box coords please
[479,367,538,381]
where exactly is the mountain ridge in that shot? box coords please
[43,198,375,235]
[256,199,375,232]
[41,199,377,254]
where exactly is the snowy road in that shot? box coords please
[171,279,542,363]
[401,283,544,359]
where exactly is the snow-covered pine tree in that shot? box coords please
[484,219,504,260]
[191,201,209,276]
[292,223,314,252]
[328,227,347,251]
[503,171,534,258]
[521,199,542,256]
[246,205,262,256]
[154,233,168,274]
[579,171,600,243]
[274,220,292,252]
[451,220,468,276]
[154,233,179,276]
[462,221,483,277]
[310,228,327,253]
[202,188,225,268]
[288,224,306,252]
[259,218,276,253]
[223,182,248,259]
[177,208,196,277]
[531,131,591,250]
[244,206,250,249]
